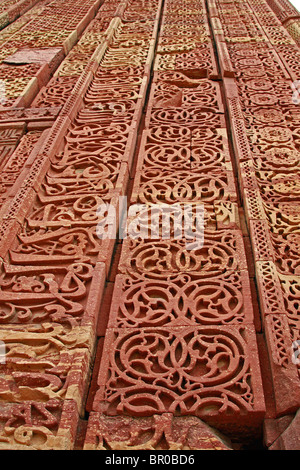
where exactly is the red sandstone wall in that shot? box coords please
[0,0,299,451]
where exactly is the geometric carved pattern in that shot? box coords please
[107,270,254,328]
[94,325,265,432]
[88,0,266,445]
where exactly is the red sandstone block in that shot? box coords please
[93,325,265,435]
[134,134,189,170]
[214,201,241,230]
[238,78,299,109]
[210,17,225,41]
[56,128,139,175]
[0,108,60,127]
[153,44,219,80]
[265,24,296,46]
[70,71,94,105]
[1,166,35,200]
[222,79,253,162]
[35,63,52,90]
[42,157,128,203]
[23,152,53,194]
[0,257,103,334]
[134,128,232,173]
[24,184,122,233]
[147,72,224,114]
[76,99,144,137]
[0,185,37,225]
[249,219,275,263]
[264,314,300,417]
[45,115,72,161]
[146,104,224,129]
[145,110,226,136]
[130,168,238,205]
[4,48,62,77]
[60,91,86,123]
[242,188,266,226]
[84,412,233,450]
[238,161,260,194]
[13,77,40,109]
[85,337,105,413]
[264,416,294,448]
[7,217,110,266]
[31,76,78,108]
[256,173,300,205]
[118,230,248,280]
[0,399,79,449]
[262,201,300,235]
[269,232,300,276]
[275,44,300,82]
[227,117,253,163]
[0,138,46,205]
[7,189,119,270]
[79,261,106,328]
[123,200,232,238]
[264,411,300,449]
[95,195,127,276]
[255,261,286,319]
[0,344,90,414]
[191,140,232,171]
[0,218,21,258]
[76,6,95,36]
[141,125,191,145]
[215,41,235,78]
[96,282,115,336]
[249,146,300,174]
[27,121,55,132]
[7,5,20,22]
[63,31,78,56]
[276,272,300,324]
[255,263,300,387]
[84,81,147,110]
[137,134,191,170]
[106,269,255,329]
[24,129,51,167]
[256,333,276,419]
[0,121,26,137]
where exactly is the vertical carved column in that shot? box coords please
[208,0,300,449]
[84,0,265,450]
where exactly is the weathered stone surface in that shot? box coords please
[84,413,233,450]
